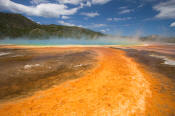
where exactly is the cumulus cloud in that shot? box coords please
[81,12,99,18]
[154,0,175,19]
[0,0,111,18]
[170,22,175,27]
[0,0,79,18]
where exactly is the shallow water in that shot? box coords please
[0,52,11,56]
[150,54,175,66]
[0,38,139,46]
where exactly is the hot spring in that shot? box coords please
[0,37,140,46]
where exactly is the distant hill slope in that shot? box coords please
[0,12,104,39]
[140,35,175,43]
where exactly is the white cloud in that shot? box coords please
[57,0,83,5]
[170,22,175,27]
[138,4,144,8]
[57,0,111,5]
[27,16,34,21]
[154,0,175,19]
[0,0,111,18]
[85,23,106,29]
[58,20,83,27]
[118,6,134,14]
[81,12,99,18]
[92,24,106,28]
[0,0,79,18]
[92,0,111,4]
[58,20,75,26]
[37,21,41,24]
[119,9,134,14]
[114,17,132,21]
[61,16,70,19]
[119,6,128,10]
[86,1,92,7]
[30,0,48,5]
[100,28,110,33]
[80,1,91,8]
[100,30,106,33]
[107,17,132,21]
[107,18,113,21]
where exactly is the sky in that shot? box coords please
[0,0,175,36]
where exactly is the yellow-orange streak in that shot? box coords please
[0,47,151,116]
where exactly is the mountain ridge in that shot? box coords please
[0,12,104,39]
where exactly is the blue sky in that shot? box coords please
[0,0,175,36]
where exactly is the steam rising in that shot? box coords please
[0,36,143,46]
[0,35,174,46]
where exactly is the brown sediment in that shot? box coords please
[0,45,175,115]
[0,46,97,102]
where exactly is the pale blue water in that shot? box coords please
[0,38,139,46]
